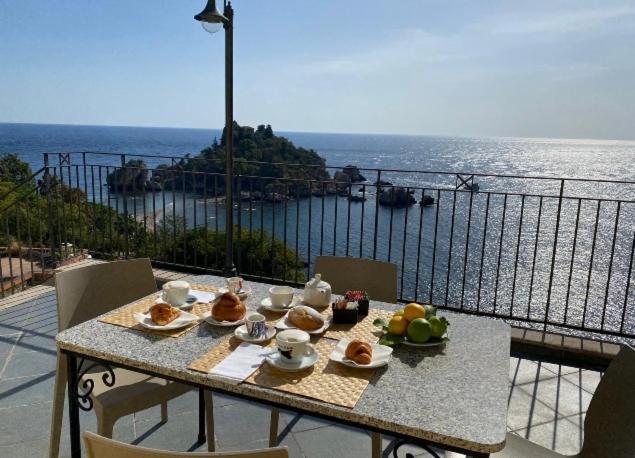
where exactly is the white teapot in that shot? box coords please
[302,273,332,307]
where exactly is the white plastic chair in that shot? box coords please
[83,431,289,458]
[49,259,214,457]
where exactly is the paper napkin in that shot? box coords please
[209,343,270,384]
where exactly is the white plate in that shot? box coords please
[202,311,245,327]
[133,310,199,330]
[234,324,276,343]
[155,295,198,311]
[265,351,319,372]
[402,333,449,347]
[260,296,301,312]
[329,338,393,368]
[275,309,332,334]
[218,286,252,300]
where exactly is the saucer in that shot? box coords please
[234,324,276,343]
[155,294,198,311]
[202,312,244,327]
[265,351,319,372]
[260,296,301,312]
[218,286,252,300]
[329,338,393,368]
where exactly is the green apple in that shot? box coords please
[407,318,432,343]
[428,316,448,338]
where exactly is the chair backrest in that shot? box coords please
[580,345,635,458]
[55,259,157,332]
[314,256,398,303]
[83,432,289,458]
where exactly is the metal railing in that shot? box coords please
[2,151,633,342]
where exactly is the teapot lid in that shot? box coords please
[306,273,329,288]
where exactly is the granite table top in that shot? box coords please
[56,275,510,454]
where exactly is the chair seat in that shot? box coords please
[82,367,190,413]
[492,433,570,458]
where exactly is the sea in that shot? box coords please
[1,123,634,339]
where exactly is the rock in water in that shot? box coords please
[342,165,366,183]
[378,187,416,207]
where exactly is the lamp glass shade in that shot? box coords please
[201,21,223,34]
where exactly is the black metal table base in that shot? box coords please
[65,352,207,457]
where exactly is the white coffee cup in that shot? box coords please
[245,312,266,339]
[162,280,190,306]
[269,286,294,307]
[276,329,315,363]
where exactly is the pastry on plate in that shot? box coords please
[288,305,325,331]
[212,292,246,322]
[345,339,373,365]
[150,302,181,326]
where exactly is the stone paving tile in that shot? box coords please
[517,375,593,417]
[0,332,20,369]
[512,414,583,456]
[563,369,602,395]
[506,384,559,431]
[280,411,336,433]
[0,437,50,458]
[509,357,560,386]
[293,424,374,458]
[2,335,57,379]
[0,371,56,409]
[213,401,285,448]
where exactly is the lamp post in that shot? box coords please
[195,0,235,276]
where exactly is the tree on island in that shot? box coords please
[154,122,331,197]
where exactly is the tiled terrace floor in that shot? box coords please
[0,288,601,457]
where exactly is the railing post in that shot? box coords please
[373,170,381,260]
[120,154,129,258]
[43,153,57,267]
[544,179,565,327]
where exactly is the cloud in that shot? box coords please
[297,29,476,77]
[474,6,635,36]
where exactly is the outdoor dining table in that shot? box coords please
[56,275,511,458]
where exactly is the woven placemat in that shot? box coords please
[189,336,376,408]
[324,309,392,343]
[98,284,218,338]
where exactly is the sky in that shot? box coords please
[1,0,634,140]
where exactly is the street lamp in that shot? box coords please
[195,0,235,276]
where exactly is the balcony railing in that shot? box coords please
[2,151,633,342]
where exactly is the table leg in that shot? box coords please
[198,387,206,444]
[371,432,382,458]
[66,353,82,458]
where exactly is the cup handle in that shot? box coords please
[304,344,316,357]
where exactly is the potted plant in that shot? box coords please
[345,290,370,316]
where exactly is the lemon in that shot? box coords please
[388,315,408,336]
[403,303,426,322]
[393,309,405,317]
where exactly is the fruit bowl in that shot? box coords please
[373,303,450,348]
[401,334,449,347]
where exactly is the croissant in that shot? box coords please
[150,302,181,326]
[345,340,373,365]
